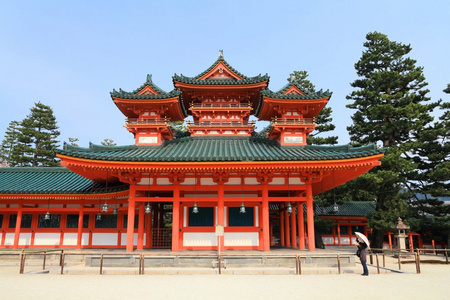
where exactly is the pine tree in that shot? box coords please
[288,71,338,145]
[101,139,116,146]
[407,84,450,245]
[346,32,439,248]
[0,121,21,166]
[11,102,60,167]
[68,137,79,146]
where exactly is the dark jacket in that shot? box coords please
[358,242,367,263]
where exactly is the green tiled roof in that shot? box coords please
[191,54,249,80]
[172,74,270,86]
[132,74,167,94]
[317,201,376,217]
[255,89,332,117]
[0,167,127,194]
[260,88,332,100]
[276,82,307,94]
[56,137,384,162]
[110,88,182,100]
[269,201,375,217]
[110,74,188,118]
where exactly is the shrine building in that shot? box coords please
[0,51,384,252]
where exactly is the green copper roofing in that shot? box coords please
[0,167,127,195]
[172,51,269,86]
[317,201,376,217]
[254,89,332,117]
[56,137,385,162]
[270,201,375,217]
[110,88,182,100]
[276,81,308,94]
[260,88,332,100]
[172,74,270,86]
[110,74,188,118]
[192,52,250,80]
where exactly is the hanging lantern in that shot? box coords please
[96,213,102,221]
[240,203,246,214]
[192,203,199,214]
[44,211,51,221]
[145,202,151,214]
[286,202,293,214]
[240,173,246,213]
[193,172,199,214]
[113,207,118,215]
[287,172,292,214]
[333,203,339,213]
[102,202,109,213]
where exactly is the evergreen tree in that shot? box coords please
[101,139,117,146]
[407,84,450,245]
[0,120,21,166]
[346,32,439,248]
[288,71,338,145]
[11,102,60,167]
[68,137,79,146]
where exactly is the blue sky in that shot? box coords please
[1,1,449,147]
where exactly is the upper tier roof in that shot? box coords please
[172,73,270,86]
[255,86,332,119]
[56,137,384,162]
[110,74,188,119]
[0,167,126,195]
[172,50,270,85]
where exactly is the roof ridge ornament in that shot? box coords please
[146,74,152,83]
[218,49,224,59]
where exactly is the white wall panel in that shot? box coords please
[34,233,60,246]
[92,233,118,246]
[224,232,259,246]
[183,232,217,247]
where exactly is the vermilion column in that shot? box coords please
[217,183,225,252]
[290,203,297,249]
[172,185,180,252]
[126,185,136,252]
[280,207,285,246]
[137,202,145,250]
[13,203,23,249]
[285,205,290,247]
[146,209,152,249]
[262,183,270,251]
[297,202,305,249]
[306,183,315,251]
[76,203,84,249]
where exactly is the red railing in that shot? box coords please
[271,118,315,126]
[187,120,255,127]
[126,118,169,126]
[190,103,252,109]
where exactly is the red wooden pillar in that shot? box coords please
[297,202,305,249]
[146,208,152,249]
[306,183,315,251]
[290,203,297,249]
[13,203,23,249]
[76,204,84,249]
[284,205,290,247]
[137,202,145,250]
[217,183,225,252]
[126,185,136,252]
[261,183,270,251]
[280,206,285,246]
[172,185,180,252]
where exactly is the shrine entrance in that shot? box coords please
[151,202,172,249]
